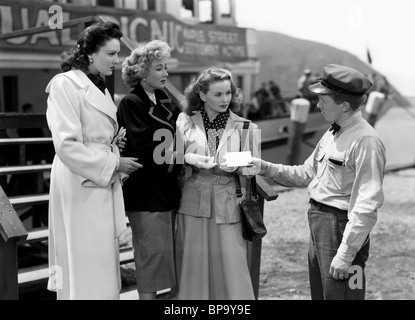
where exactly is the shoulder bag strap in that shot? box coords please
[235,121,258,200]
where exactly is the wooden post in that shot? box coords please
[365,91,385,127]
[246,196,264,300]
[248,176,279,299]
[287,98,311,165]
[0,186,28,300]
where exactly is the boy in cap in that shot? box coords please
[247,64,386,300]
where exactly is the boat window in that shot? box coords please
[147,0,156,11]
[198,0,213,23]
[96,0,115,7]
[218,0,232,18]
[43,0,76,3]
[118,0,138,9]
[182,0,195,18]
[236,75,244,91]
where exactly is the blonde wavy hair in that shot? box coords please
[122,40,172,87]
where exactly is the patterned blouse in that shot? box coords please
[200,106,230,156]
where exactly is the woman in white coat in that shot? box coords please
[175,67,260,299]
[45,21,141,300]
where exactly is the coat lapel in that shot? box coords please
[188,111,248,157]
[148,103,174,131]
[216,111,245,154]
[84,86,117,124]
[133,85,175,131]
[158,96,174,122]
[189,112,210,156]
[65,70,118,124]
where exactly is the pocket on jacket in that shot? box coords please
[178,179,211,218]
[179,179,200,214]
[214,186,239,224]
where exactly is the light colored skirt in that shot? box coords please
[128,210,175,293]
[175,211,255,300]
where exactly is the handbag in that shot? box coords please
[235,121,267,241]
[236,175,267,241]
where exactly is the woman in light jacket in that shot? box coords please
[45,21,141,300]
[175,67,260,300]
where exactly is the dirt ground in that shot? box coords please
[120,168,415,300]
[258,168,415,300]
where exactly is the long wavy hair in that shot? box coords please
[60,21,122,72]
[121,40,172,88]
[183,67,243,116]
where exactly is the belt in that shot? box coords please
[195,173,232,185]
[309,199,347,214]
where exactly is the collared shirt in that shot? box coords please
[200,107,229,156]
[263,111,386,262]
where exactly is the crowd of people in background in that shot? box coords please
[244,68,321,121]
[245,68,392,123]
[297,68,320,110]
[244,80,288,120]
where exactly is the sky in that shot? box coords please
[235,0,415,97]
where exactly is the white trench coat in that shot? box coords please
[45,70,127,300]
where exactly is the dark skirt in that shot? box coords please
[128,210,176,293]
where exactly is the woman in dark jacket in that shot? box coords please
[117,40,182,300]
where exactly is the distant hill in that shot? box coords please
[406,97,415,106]
[255,30,410,106]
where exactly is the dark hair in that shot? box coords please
[183,67,243,116]
[60,21,122,72]
[330,93,367,110]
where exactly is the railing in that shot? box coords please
[0,113,48,299]
[0,185,27,300]
[0,112,139,299]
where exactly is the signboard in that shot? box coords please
[0,0,251,63]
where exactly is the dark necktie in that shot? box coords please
[329,122,341,135]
